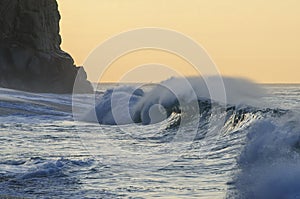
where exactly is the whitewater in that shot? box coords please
[0,77,299,199]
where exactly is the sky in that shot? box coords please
[58,0,300,83]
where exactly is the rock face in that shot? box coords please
[0,0,93,93]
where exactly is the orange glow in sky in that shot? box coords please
[58,0,300,83]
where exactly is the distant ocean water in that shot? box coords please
[0,81,299,199]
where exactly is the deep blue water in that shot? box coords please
[0,82,299,199]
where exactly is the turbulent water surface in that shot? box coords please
[0,82,299,199]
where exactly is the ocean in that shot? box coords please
[0,79,299,199]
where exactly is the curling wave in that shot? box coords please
[89,76,265,125]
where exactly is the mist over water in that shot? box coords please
[82,76,265,125]
[0,77,299,198]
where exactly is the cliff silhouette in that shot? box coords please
[0,0,93,93]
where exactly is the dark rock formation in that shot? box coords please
[0,0,93,93]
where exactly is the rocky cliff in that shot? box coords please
[0,0,93,93]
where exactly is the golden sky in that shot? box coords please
[58,0,300,83]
